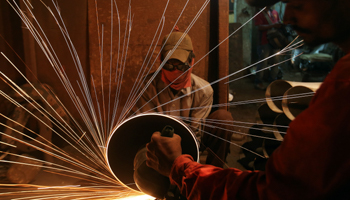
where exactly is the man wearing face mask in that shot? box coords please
[135,31,236,168]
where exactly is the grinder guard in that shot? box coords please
[106,113,199,198]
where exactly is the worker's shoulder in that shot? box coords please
[327,53,350,81]
[191,73,213,94]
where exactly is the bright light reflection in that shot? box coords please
[116,194,154,200]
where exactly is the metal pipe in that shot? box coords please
[266,80,321,113]
[282,85,318,120]
[272,113,291,141]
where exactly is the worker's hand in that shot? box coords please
[146,131,182,177]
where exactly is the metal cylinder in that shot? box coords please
[272,113,291,141]
[257,103,280,125]
[106,113,199,198]
[266,80,294,113]
[266,80,321,114]
[282,86,314,120]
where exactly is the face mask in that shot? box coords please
[161,68,192,90]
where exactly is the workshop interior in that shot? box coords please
[0,0,342,199]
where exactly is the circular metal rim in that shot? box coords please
[105,113,199,192]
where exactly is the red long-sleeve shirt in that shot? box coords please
[169,53,350,200]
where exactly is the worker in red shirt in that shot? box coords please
[146,0,350,199]
[254,6,283,90]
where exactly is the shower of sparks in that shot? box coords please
[0,0,308,199]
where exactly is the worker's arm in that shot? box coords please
[145,131,263,200]
[169,155,264,200]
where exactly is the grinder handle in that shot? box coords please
[161,125,174,137]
